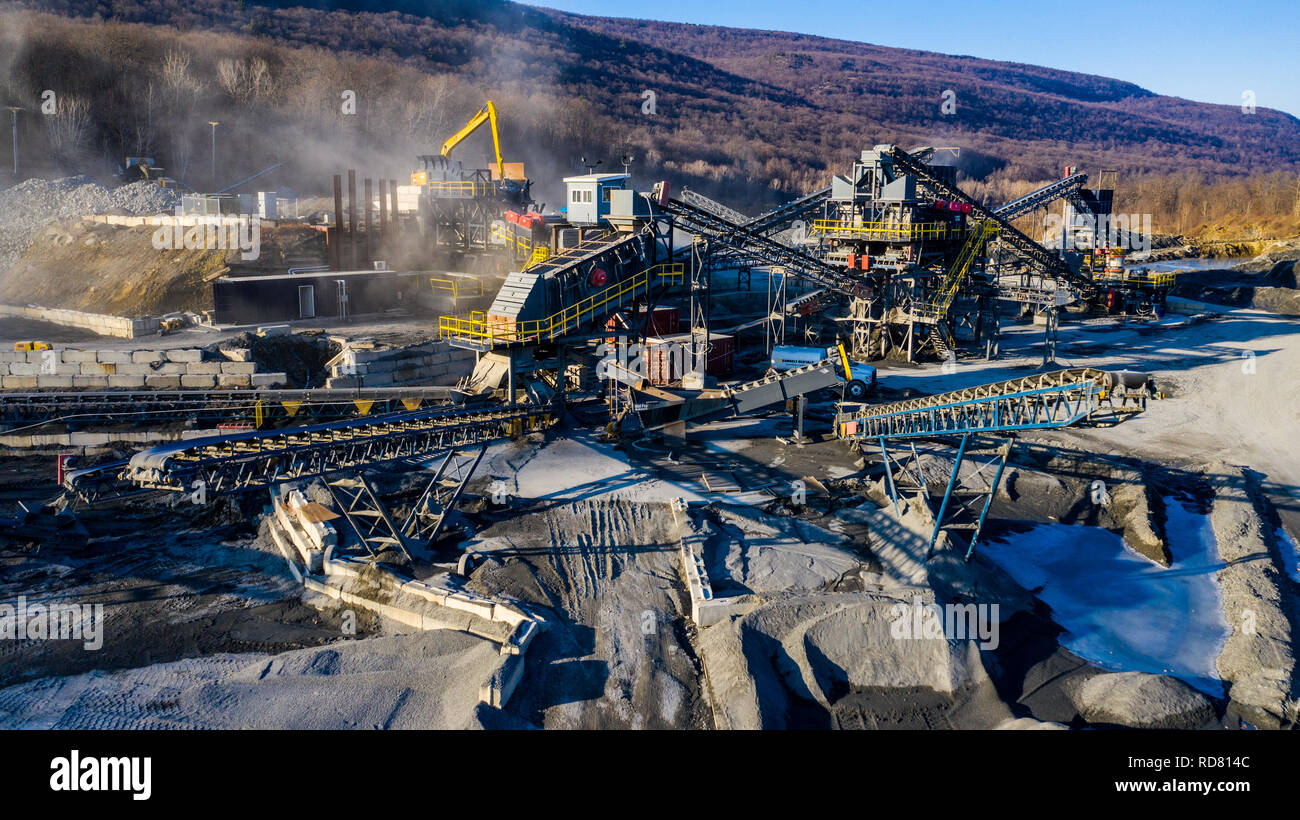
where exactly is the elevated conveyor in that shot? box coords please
[65,403,558,500]
[835,366,1152,559]
[992,173,1089,222]
[0,386,454,426]
[886,146,1096,298]
[653,188,859,296]
[835,367,1151,441]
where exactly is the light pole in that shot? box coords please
[207,121,219,190]
[5,107,21,179]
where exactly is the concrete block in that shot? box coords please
[114,363,151,376]
[185,362,221,375]
[36,375,74,388]
[132,350,163,364]
[145,375,181,389]
[181,374,216,388]
[97,350,131,364]
[164,348,203,363]
[251,372,287,387]
[108,375,146,388]
[154,362,186,374]
[8,362,39,376]
[2,376,38,389]
[80,362,114,376]
[73,375,109,388]
[220,362,256,375]
[257,324,291,337]
[218,373,251,388]
[219,347,253,362]
[0,351,25,363]
[60,349,98,363]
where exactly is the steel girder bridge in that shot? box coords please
[835,367,1152,560]
[64,403,557,501]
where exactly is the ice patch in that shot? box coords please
[981,500,1230,697]
[1276,526,1300,584]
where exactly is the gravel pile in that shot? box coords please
[0,176,181,270]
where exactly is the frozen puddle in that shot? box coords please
[982,499,1230,697]
[1277,526,1300,584]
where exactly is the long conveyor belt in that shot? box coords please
[64,402,559,500]
[835,367,1152,441]
[0,386,456,426]
[887,146,1096,298]
[654,189,861,296]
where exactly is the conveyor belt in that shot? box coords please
[835,368,1151,441]
[887,147,1096,298]
[993,173,1089,222]
[64,402,558,500]
[656,191,860,296]
[0,386,454,426]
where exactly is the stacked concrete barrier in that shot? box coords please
[679,525,740,628]
[0,304,158,338]
[0,347,286,390]
[267,490,544,709]
[324,341,475,389]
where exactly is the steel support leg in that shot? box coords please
[965,440,1012,561]
[927,433,969,559]
[879,436,900,516]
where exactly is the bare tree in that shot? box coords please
[46,94,92,169]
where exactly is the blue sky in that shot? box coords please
[525,0,1300,118]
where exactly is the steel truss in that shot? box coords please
[0,387,454,426]
[840,367,1150,560]
[66,404,555,498]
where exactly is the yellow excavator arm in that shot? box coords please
[440,100,505,181]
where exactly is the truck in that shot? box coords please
[770,344,876,401]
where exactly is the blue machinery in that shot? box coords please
[835,367,1153,560]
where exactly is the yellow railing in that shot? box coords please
[423,179,499,197]
[439,263,685,346]
[1093,270,1175,287]
[490,223,533,254]
[524,245,551,270]
[431,276,485,300]
[424,180,501,198]
[812,220,951,241]
[934,221,998,311]
[651,262,685,285]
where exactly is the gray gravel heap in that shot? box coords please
[0,176,181,269]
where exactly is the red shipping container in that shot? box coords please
[645,332,735,384]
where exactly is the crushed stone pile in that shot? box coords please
[0,176,181,270]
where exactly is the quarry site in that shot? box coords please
[1,145,1296,735]
[0,1,1297,741]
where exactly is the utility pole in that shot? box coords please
[5,107,21,179]
[207,121,219,190]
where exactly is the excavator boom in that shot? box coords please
[439,101,505,181]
